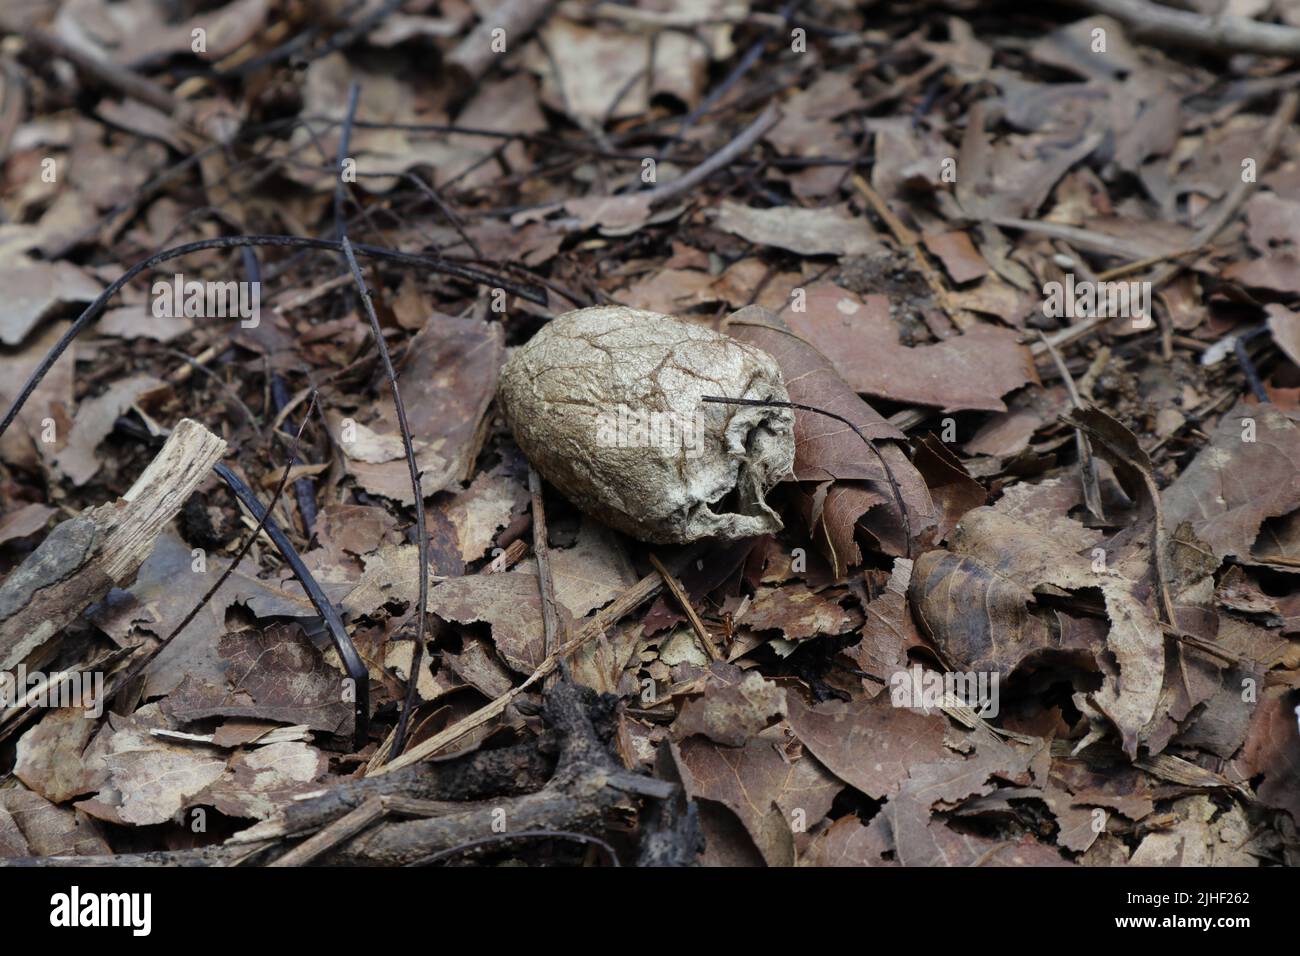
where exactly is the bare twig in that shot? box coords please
[334,82,361,242]
[853,174,974,331]
[212,460,371,747]
[662,0,803,155]
[1036,332,1105,522]
[641,103,781,206]
[1065,0,1300,57]
[9,24,182,115]
[269,796,386,867]
[340,236,429,766]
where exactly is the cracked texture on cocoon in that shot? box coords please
[497,307,796,544]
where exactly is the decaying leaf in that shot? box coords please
[784,284,1038,413]
[713,202,884,257]
[161,624,355,736]
[343,315,504,504]
[498,307,796,544]
[910,507,1166,756]
[670,664,787,747]
[671,726,841,867]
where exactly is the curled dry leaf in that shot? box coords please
[725,305,935,570]
[1162,401,1300,563]
[497,307,796,544]
[910,507,1165,757]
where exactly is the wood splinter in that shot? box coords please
[0,419,226,675]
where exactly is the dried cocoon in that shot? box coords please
[497,307,795,544]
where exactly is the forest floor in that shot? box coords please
[1,0,1299,867]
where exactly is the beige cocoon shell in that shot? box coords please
[497,307,796,544]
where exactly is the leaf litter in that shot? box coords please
[0,0,1298,870]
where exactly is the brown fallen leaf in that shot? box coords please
[785,692,950,800]
[841,559,921,691]
[342,315,504,504]
[725,305,935,570]
[910,506,1164,757]
[194,741,330,821]
[161,624,355,736]
[1266,303,1300,368]
[798,814,896,867]
[77,706,227,827]
[1223,254,1300,295]
[0,321,75,470]
[923,230,989,283]
[783,284,1038,413]
[427,518,638,673]
[0,258,103,346]
[1231,684,1300,829]
[14,707,99,804]
[441,467,529,564]
[1128,795,1261,867]
[740,581,862,642]
[54,375,168,486]
[0,787,110,858]
[0,502,55,545]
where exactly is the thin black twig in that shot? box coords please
[700,395,914,558]
[339,236,429,765]
[168,393,317,648]
[1234,336,1270,404]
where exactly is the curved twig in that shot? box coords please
[338,237,429,765]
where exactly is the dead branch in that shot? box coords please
[370,568,665,775]
[6,681,674,867]
[1067,0,1300,57]
[235,742,555,845]
[0,419,226,674]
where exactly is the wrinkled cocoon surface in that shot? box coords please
[498,307,795,543]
